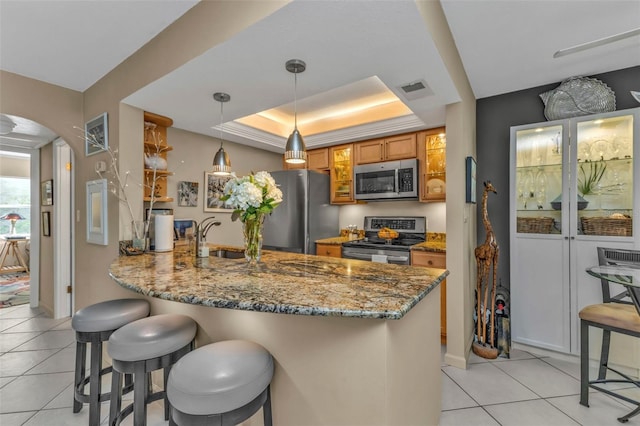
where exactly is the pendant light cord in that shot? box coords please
[219,100,224,148]
[294,72,298,130]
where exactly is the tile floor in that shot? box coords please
[0,303,638,426]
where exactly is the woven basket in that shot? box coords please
[517,217,554,234]
[581,216,632,236]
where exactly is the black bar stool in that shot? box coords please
[108,313,197,426]
[71,298,150,426]
[167,340,274,426]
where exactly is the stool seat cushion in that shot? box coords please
[108,314,197,362]
[579,303,640,333]
[72,299,149,333]
[167,340,274,415]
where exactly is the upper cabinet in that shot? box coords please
[417,127,446,202]
[330,144,356,204]
[355,133,417,165]
[143,111,174,203]
[307,148,330,172]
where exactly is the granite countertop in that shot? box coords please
[315,236,356,245]
[109,246,447,320]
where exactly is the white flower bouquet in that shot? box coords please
[220,171,282,262]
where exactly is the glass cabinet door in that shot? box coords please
[513,123,564,234]
[575,112,634,237]
[425,132,446,201]
[330,144,354,204]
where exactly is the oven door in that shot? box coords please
[341,248,410,265]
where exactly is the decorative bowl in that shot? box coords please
[550,194,588,210]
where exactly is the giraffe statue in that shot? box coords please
[473,181,499,359]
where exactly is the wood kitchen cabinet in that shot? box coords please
[411,250,446,342]
[143,111,174,202]
[307,148,330,172]
[316,243,341,258]
[330,144,356,204]
[417,127,446,202]
[354,133,417,165]
[282,147,330,173]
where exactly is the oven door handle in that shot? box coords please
[343,252,373,260]
[387,255,409,263]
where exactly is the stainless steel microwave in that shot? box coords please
[354,158,418,201]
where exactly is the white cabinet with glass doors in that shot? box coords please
[510,107,639,355]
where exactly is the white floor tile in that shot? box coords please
[4,317,69,333]
[484,399,580,426]
[0,376,16,389]
[23,406,108,426]
[0,331,40,352]
[27,347,75,374]
[0,305,44,319]
[494,358,581,398]
[52,319,72,330]
[0,349,58,377]
[0,411,37,426]
[438,407,500,426]
[0,318,27,332]
[441,372,478,411]
[0,372,74,413]
[13,329,75,351]
[547,392,640,426]
[442,362,539,406]
[489,348,536,362]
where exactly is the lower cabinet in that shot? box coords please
[411,251,446,342]
[316,243,342,258]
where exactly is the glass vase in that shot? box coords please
[243,214,265,263]
[131,220,149,252]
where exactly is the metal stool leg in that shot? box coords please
[598,329,611,380]
[133,362,148,426]
[89,340,102,425]
[580,319,590,407]
[109,369,122,426]
[263,385,273,426]
[73,341,86,413]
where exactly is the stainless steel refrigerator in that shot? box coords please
[263,170,339,255]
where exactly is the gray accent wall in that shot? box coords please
[476,65,640,293]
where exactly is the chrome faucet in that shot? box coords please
[193,217,221,257]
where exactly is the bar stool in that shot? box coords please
[71,298,150,426]
[167,340,274,426]
[108,313,197,426]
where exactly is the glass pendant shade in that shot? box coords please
[212,146,231,175]
[212,92,231,175]
[284,59,307,164]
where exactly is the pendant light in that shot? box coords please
[284,59,307,164]
[211,92,231,176]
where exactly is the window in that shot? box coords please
[0,177,31,235]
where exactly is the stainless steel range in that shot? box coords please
[341,216,426,265]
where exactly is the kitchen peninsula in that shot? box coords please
[109,247,447,425]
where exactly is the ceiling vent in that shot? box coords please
[398,79,434,101]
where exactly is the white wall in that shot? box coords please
[340,201,446,233]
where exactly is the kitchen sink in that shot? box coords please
[211,249,245,259]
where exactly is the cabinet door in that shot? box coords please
[355,139,384,164]
[330,144,355,204]
[385,133,417,161]
[307,148,330,171]
[411,251,447,342]
[418,128,446,202]
[574,112,635,238]
[316,243,341,258]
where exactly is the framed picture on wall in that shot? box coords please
[204,172,232,212]
[41,180,53,206]
[42,211,51,237]
[85,112,108,156]
[466,156,477,204]
[177,181,199,207]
